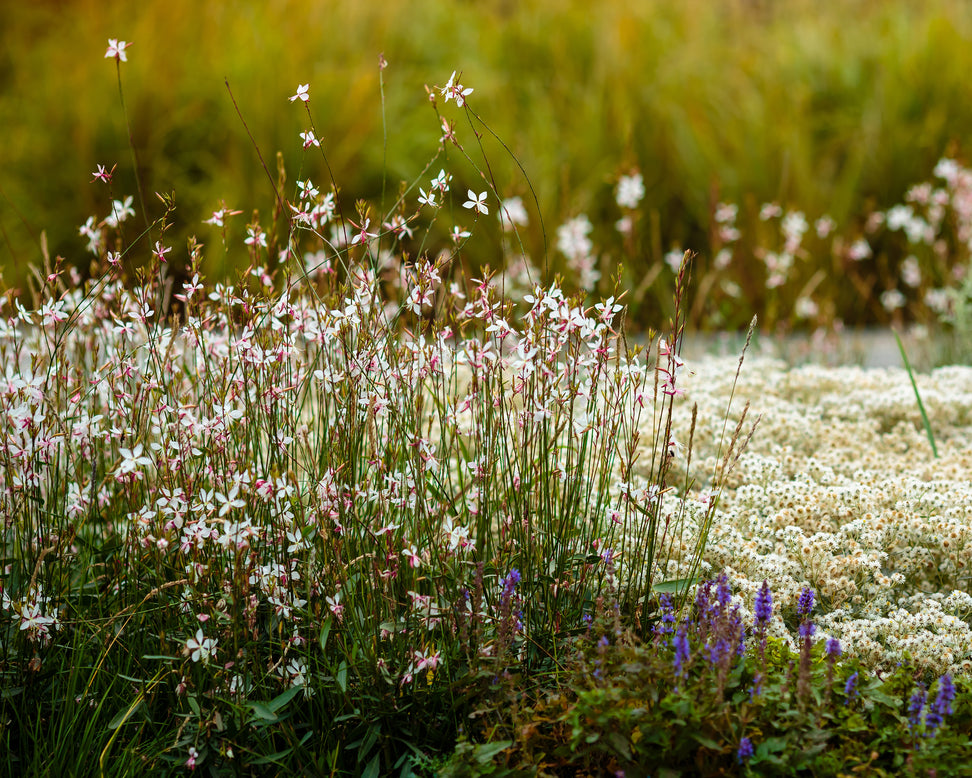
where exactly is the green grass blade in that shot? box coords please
[894,330,938,458]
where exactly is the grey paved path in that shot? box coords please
[679,327,946,370]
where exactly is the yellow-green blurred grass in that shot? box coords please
[2,0,972,326]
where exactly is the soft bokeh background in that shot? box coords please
[3,0,972,328]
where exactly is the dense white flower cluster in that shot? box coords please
[638,355,972,677]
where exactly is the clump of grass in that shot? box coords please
[0,49,756,775]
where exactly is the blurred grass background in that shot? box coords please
[2,0,972,328]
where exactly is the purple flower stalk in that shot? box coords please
[500,568,521,599]
[825,637,841,660]
[654,594,676,638]
[908,683,927,733]
[672,625,690,679]
[933,674,956,717]
[796,586,815,619]
[706,637,731,670]
[844,671,859,704]
[925,674,956,736]
[716,574,732,610]
[737,736,753,764]
[754,580,773,627]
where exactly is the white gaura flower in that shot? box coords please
[186,629,216,664]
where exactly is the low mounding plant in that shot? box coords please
[440,576,972,777]
[0,45,757,776]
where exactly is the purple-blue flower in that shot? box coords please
[796,587,815,619]
[500,569,521,598]
[673,625,690,677]
[925,674,956,736]
[706,637,731,670]
[654,594,676,637]
[844,671,859,704]
[716,574,732,610]
[754,580,773,627]
[825,637,841,660]
[737,736,753,764]
[694,580,711,619]
[908,683,927,733]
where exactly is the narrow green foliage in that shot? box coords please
[894,329,939,458]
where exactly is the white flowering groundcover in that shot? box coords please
[671,356,972,678]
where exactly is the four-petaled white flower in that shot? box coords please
[118,443,152,477]
[186,629,216,664]
[431,169,451,193]
[300,130,319,149]
[91,164,114,184]
[463,190,488,215]
[105,39,130,63]
[417,188,437,209]
[215,483,246,517]
[350,218,377,246]
[441,71,473,107]
[290,84,310,103]
[594,296,623,324]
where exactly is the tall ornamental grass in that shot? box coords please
[0,50,754,775]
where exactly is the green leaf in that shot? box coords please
[337,660,348,693]
[471,741,512,764]
[247,702,277,721]
[607,731,632,760]
[249,748,295,765]
[652,576,699,595]
[894,330,938,458]
[863,688,901,709]
[107,700,144,730]
[268,685,301,713]
[362,753,381,778]
[690,733,722,750]
[359,724,379,760]
[117,673,146,684]
[319,617,332,652]
[140,654,181,662]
